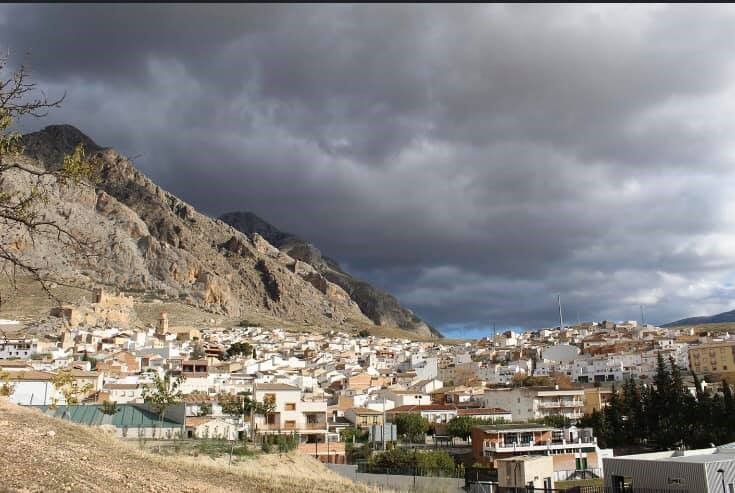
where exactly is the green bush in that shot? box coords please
[367,448,458,477]
[393,413,430,443]
[261,432,299,454]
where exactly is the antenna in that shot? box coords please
[558,294,565,331]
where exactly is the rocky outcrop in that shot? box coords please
[1,125,378,331]
[220,211,442,338]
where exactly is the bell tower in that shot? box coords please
[156,311,169,336]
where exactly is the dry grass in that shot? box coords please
[0,276,91,324]
[0,399,392,492]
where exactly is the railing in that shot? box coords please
[304,422,327,430]
[484,438,597,452]
[538,400,584,408]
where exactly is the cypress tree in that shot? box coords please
[723,380,735,442]
[604,384,623,448]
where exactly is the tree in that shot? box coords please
[603,384,623,448]
[100,400,119,416]
[141,369,185,435]
[225,342,253,360]
[446,416,495,441]
[190,342,205,360]
[393,413,430,443]
[536,414,571,428]
[357,329,370,338]
[220,391,255,420]
[50,370,93,406]
[0,370,14,397]
[0,52,102,308]
[196,401,212,417]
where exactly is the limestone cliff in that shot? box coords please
[2,125,377,331]
[220,211,442,338]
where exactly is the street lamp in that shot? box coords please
[718,468,726,493]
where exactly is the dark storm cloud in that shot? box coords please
[3,4,735,334]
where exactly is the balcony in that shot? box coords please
[484,436,597,453]
[304,422,327,430]
[538,400,584,409]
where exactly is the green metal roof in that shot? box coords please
[32,405,181,427]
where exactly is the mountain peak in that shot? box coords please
[21,124,102,171]
[218,211,299,248]
[220,210,442,338]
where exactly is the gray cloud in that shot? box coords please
[3,4,735,334]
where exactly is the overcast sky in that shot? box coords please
[4,4,735,336]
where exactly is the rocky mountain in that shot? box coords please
[664,309,735,327]
[220,212,441,338]
[0,124,439,337]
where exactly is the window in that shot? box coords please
[285,403,296,411]
[264,393,276,405]
[285,420,296,429]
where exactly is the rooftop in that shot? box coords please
[31,404,182,427]
[255,383,300,391]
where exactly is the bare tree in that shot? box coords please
[0,51,101,309]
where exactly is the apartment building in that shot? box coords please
[344,407,384,428]
[0,338,36,359]
[252,383,328,442]
[688,341,735,374]
[483,386,585,421]
[386,404,458,424]
[471,423,613,481]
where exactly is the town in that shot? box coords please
[3,288,735,492]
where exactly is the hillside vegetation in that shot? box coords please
[0,399,384,493]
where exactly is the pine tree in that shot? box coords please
[649,353,672,448]
[668,356,687,448]
[723,380,735,442]
[621,377,643,445]
[604,384,623,448]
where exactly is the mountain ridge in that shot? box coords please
[0,124,439,338]
[664,309,735,327]
[220,211,441,337]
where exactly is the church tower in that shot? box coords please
[156,311,169,336]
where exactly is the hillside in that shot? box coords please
[220,211,441,338]
[0,399,380,492]
[664,309,735,327]
[0,124,433,338]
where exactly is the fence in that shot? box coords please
[355,461,464,479]
[327,464,465,493]
[467,487,691,493]
[468,486,568,493]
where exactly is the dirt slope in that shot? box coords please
[0,399,382,493]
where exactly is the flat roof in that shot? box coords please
[497,455,552,463]
[667,454,735,464]
[474,423,555,432]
